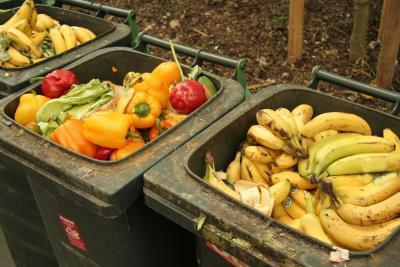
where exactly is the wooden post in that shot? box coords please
[375,0,400,89]
[288,0,305,62]
[378,0,389,43]
[349,0,370,62]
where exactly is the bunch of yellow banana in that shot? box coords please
[0,0,97,68]
[204,101,400,252]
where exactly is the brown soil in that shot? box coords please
[69,0,398,113]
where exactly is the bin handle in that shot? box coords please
[308,66,400,116]
[54,0,139,49]
[134,32,250,98]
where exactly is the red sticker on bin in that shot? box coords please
[206,241,249,267]
[59,215,87,252]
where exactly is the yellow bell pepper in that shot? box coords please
[125,92,161,129]
[14,93,49,126]
[82,111,132,149]
[110,137,145,160]
[133,73,169,109]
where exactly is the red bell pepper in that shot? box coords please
[41,70,79,99]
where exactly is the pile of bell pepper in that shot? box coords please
[14,57,217,161]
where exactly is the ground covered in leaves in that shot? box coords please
[72,0,398,112]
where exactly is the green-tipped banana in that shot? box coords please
[312,135,395,179]
[297,133,360,179]
[323,153,400,177]
[226,151,241,184]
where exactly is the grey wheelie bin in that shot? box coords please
[0,42,245,266]
[143,68,400,266]
[0,1,132,265]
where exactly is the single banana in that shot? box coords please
[300,192,333,245]
[297,133,361,179]
[291,104,313,132]
[269,180,291,207]
[272,203,289,219]
[277,215,302,231]
[30,8,37,28]
[37,14,56,29]
[333,172,400,206]
[49,28,67,55]
[291,104,313,151]
[337,191,400,225]
[270,171,317,190]
[60,24,77,50]
[73,27,92,43]
[313,130,338,141]
[247,125,292,153]
[312,135,395,178]
[5,28,41,57]
[252,161,271,183]
[34,17,46,32]
[324,153,400,177]
[320,209,400,251]
[1,60,17,68]
[80,27,96,39]
[325,174,374,187]
[226,151,241,184]
[0,0,34,30]
[290,188,306,209]
[8,46,30,67]
[301,112,371,138]
[284,197,305,219]
[240,156,268,185]
[274,153,298,169]
[383,128,400,152]
[244,145,276,164]
[31,31,47,46]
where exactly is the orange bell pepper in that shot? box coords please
[14,93,49,126]
[151,61,181,86]
[125,91,161,129]
[110,137,145,160]
[82,111,132,149]
[133,73,169,109]
[50,119,97,157]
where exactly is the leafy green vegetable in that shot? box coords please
[187,65,203,80]
[36,79,113,124]
[39,41,55,58]
[37,121,60,138]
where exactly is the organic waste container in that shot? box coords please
[0,1,133,265]
[0,45,245,266]
[0,2,132,98]
[143,69,400,266]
